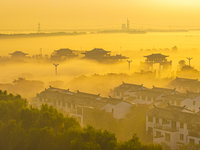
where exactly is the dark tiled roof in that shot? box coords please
[151,86,177,95]
[186,91,200,99]
[135,89,163,98]
[37,87,132,109]
[114,82,146,93]
[9,51,28,56]
[162,93,186,101]
[144,53,168,58]
[147,106,200,125]
[168,77,200,87]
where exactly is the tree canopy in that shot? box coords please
[0,90,162,150]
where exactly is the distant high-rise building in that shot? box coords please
[127,18,130,30]
[122,24,126,30]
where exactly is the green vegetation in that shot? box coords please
[0,90,162,150]
[84,105,152,143]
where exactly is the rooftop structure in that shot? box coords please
[141,53,172,71]
[9,51,28,58]
[146,105,200,149]
[82,48,128,63]
[51,48,78,62]
[32,86,133,126]
[167,77,200,93]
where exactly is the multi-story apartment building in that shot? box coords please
[31,86,133,126]
[146,105,200,150]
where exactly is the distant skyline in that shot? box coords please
[1,0,200,31]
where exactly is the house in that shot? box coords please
[32,86,133,126]
[134,89,164,105]
[167,77,200,93]
[140,53,172,71]
[50,48,78,62]
[146,105,200,150]
[81,48,128,62]
[9,51,29,59]
[113,82,147,99]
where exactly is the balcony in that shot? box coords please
[154,124,179,132]
[154,135,164,138]
[188,131,200,138]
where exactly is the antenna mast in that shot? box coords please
[186,57,193,66]
[53,63,59,76]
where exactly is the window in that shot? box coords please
[148,127,153,134]
[156,118,159,123]
[148,97,151,101]
[77,117,81,123]
[156,131,161,136]
[72,104,76,109]
[177,101,180,106]
[62,102,65,107]
[53,100,56,106]
[148,116,153,122]
[77,107,82,115]
[165,133,170,142]
[187,124,193,130]
[142,96,145,100]
[180,134,184,140]
[58,101,60,106]
[193,101,196,105]
[112,109,114,114]
[171,121,176,129]
[67,102,71,108]
[189,138,195,144]
[39,97,42,102]
[180,123,184,129]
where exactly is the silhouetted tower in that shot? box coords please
[38,23,40,33]
[127,60,132,71]
[187,57,193,66]
[127,18,130,30]
[53,63,59,75]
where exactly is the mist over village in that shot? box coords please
[1,1,200,150]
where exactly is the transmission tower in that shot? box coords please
[186,57,193,66]
[127,18,130,30]
[38,23,40,33]
[127,60,132,71]
[53,63,59,76]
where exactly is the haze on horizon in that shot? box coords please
[1,0,200,31]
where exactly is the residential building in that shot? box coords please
[146,105,200,150]
[31,86,133,126]
[167,77,200,93]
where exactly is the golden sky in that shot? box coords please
[1,0,200,30]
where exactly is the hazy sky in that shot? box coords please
[1,0,200,30]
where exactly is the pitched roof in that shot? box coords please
[147,106,200,125]
[135,89,163,98]
[151,86,177,95]
[82,48,111,54]
[37,87,131,109]
[9,51,28,56]
[168,77,200,87]
[162,93,186,101]
[114,82,146,93]
[144,53,168,58]
[186,91,200,99]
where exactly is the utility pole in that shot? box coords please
[127,60,132,71]
[127,18,130,30]
[38,23,40,33]
[53,63,59,76]
[186,57,193,66]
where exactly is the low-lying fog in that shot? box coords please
[1,47,200,99]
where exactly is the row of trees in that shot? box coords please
[0,90,162,150]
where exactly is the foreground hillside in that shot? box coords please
[0,90,162,150]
